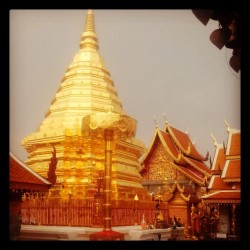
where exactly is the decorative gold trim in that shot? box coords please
[176,152,182,163]
[180,193,190,202]
[223,178,241,182]
[226,155,241,160]
[140,128,159,164]
[169,181,178,193]
[176,182,185,193]
[203,199,240,204]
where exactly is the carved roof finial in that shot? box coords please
[209,155,213,168]
[192,137,196,145]
[211,132,218,147]
[153,115,158,128]
[224,119,230,133]
[205,151,209,161]
[163,113,168,125]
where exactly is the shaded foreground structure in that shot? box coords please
[9,152,51,240]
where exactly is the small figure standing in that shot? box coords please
[47,145,57,185]
[141,214,147,230]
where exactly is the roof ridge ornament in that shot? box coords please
[185,127,190,135]
[211,132,218,147]
[204,151,209,161]
[163,113,168,125]
[209,155,213,168]
[223,141,226,154]
[224,119,230,133]
[153,115,158,128]
[192,137,196,146]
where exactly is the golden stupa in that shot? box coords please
[21,10,149,201]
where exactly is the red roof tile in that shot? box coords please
[222,159,241,180]
[212,146,226,172]
[159,130,186,164]
[226,131,240,156]
[208,175,233,190]
[160,131,179,158]
[168,125,207,161]
[183,156,212,176]
[10,152,51,190]
[175,164,204,185]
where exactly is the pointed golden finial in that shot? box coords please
[80,9,99,50]
[153,116,158,128]
[211,132,218,147]
[224,119,230,132]
[185,127,190,135]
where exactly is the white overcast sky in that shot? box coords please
[10,9,240,163]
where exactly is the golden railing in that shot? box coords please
[21,198,169,227]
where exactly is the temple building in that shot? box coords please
[9,152,51,240]
[21,10,149,202]
[139,120,212,226]
[201,121,240,239]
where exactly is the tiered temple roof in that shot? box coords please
[140,121,212,186]
[201,122,240,204]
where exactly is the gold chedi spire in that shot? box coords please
[22,10,148,201]
[80,9,99,50]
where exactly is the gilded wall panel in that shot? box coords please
[147,141,175,180]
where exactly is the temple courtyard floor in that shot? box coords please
[20,225,186,241]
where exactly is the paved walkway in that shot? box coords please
[20,225,185,241]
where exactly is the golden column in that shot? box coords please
[90,128,124,240]
[103,129,113,231]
